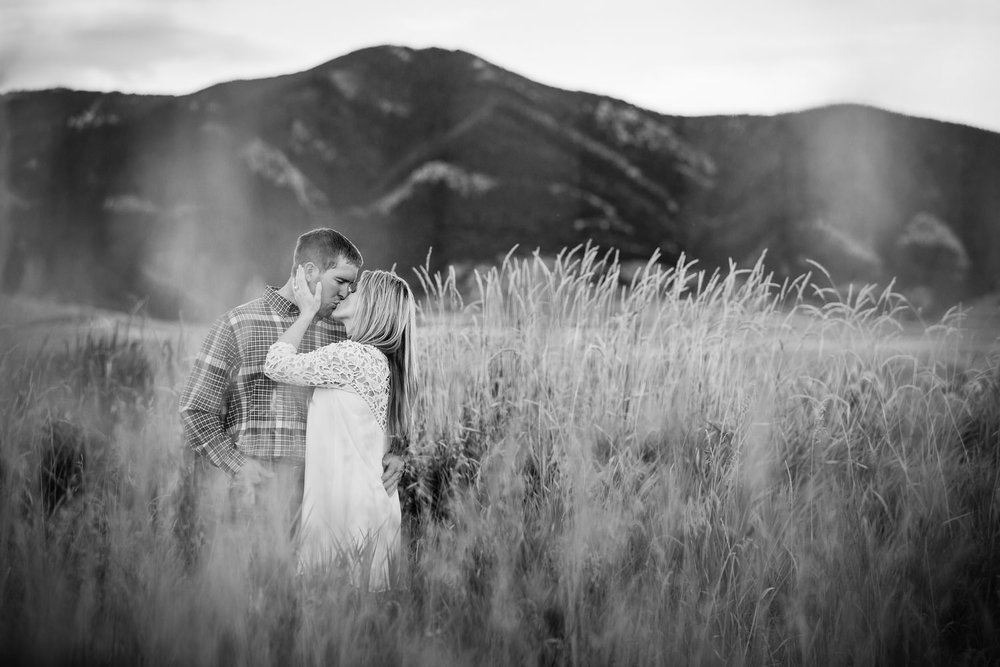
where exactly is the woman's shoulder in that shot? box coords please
[335,339,388,361]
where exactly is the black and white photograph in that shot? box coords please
[2,1,999,664]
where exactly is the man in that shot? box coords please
[180,228,405,533]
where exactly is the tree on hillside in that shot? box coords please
[893,212,970,303]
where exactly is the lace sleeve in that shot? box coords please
[264,340,369,388]
[266,340,390,430]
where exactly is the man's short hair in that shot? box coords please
[293,228,363,271]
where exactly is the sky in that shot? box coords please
[2,0,1000,133]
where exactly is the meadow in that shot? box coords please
[1,246,998,666]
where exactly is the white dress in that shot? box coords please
[264,339,400,590]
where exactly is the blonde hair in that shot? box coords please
[350,270,416,449]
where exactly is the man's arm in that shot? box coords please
[179,318,247,477]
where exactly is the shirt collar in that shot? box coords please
[263,285,299,317]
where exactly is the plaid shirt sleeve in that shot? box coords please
[179,316,248,477]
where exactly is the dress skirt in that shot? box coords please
[298,385,401,590]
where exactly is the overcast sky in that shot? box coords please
[3,0,999,132]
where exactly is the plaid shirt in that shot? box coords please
[179,286,346,476]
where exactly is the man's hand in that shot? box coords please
[382,453,404,496]
[233,458,273,501]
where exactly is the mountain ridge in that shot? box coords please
[2,45,997,320]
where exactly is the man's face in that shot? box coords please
[312,261,359,317]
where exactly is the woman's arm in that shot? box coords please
[265,340,373,388]
[265,265,333,386]
[275,265,321,351]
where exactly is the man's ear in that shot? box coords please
[302,262,319,281]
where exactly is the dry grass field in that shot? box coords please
[1,247,998,666]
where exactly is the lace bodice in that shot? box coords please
[264,340,390,431]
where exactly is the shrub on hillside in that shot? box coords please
[894,212,970,304]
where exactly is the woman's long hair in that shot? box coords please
[348,270,416,450]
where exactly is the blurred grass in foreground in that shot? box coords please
[1,246,998,666]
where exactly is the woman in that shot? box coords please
[264,266,415,590]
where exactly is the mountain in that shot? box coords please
[2,45,998,320]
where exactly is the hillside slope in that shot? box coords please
[2,46,998,319]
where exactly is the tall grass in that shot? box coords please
[1,247,997,666]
